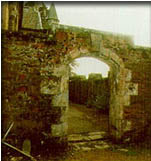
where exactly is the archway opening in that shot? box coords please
[67,57,110,135]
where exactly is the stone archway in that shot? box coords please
[33,29,139,142]
[49,44,138,141]
[65,46,137,140]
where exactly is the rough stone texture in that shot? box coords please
[51,122,68,137]
[2,2,151,145]
[1,2,9,30]
[68,131,107,142]
[22,5,43,29]
[22,139,31,155]
[69,140,110,152]
[1,30,70,139]
[2,2,23,31]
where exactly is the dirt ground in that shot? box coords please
[63,148,151,161]
[67,103,109,134]
[65,103,151,161]
[2,103,151,161]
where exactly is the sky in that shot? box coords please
[71,57,110,78]
[45,2,151,77]
[47,2,151,47]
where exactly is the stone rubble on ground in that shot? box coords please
[22,139,31,155]
[68,131,111,151]
[117,148,129,152]
[68,131,108,142]
[70,140,111,151]
[10,157,23,161]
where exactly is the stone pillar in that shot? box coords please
[40,64,69,137]
[109,67,125,140]
[9,2,19,31]
[2,2,23,31]
[51,65,69,137]
[109,66,138,142]
[2,2,9,30]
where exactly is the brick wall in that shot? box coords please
[2,25,151,144]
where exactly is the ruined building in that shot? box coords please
[2,2,151,151]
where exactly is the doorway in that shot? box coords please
[67,57,110,135]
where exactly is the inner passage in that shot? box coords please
[67,57,110,135]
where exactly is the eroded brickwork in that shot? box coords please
[2,2,151,147]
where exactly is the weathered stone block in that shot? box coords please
[51,122,68,137]
[91,33,101,52]
[125,83,138,96]
[51,92,68,106]
[40,79,60,95]
[123,120,131,132]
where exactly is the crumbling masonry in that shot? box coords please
[2,2,151,147]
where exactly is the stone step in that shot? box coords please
[69,140,111,151]
[67,131,108,142]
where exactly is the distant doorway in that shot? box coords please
[67,57,110,135]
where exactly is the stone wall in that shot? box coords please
[2,30,70,148]
[123,47,151,141]
[2,2,151,146]
[2,26,151,143]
